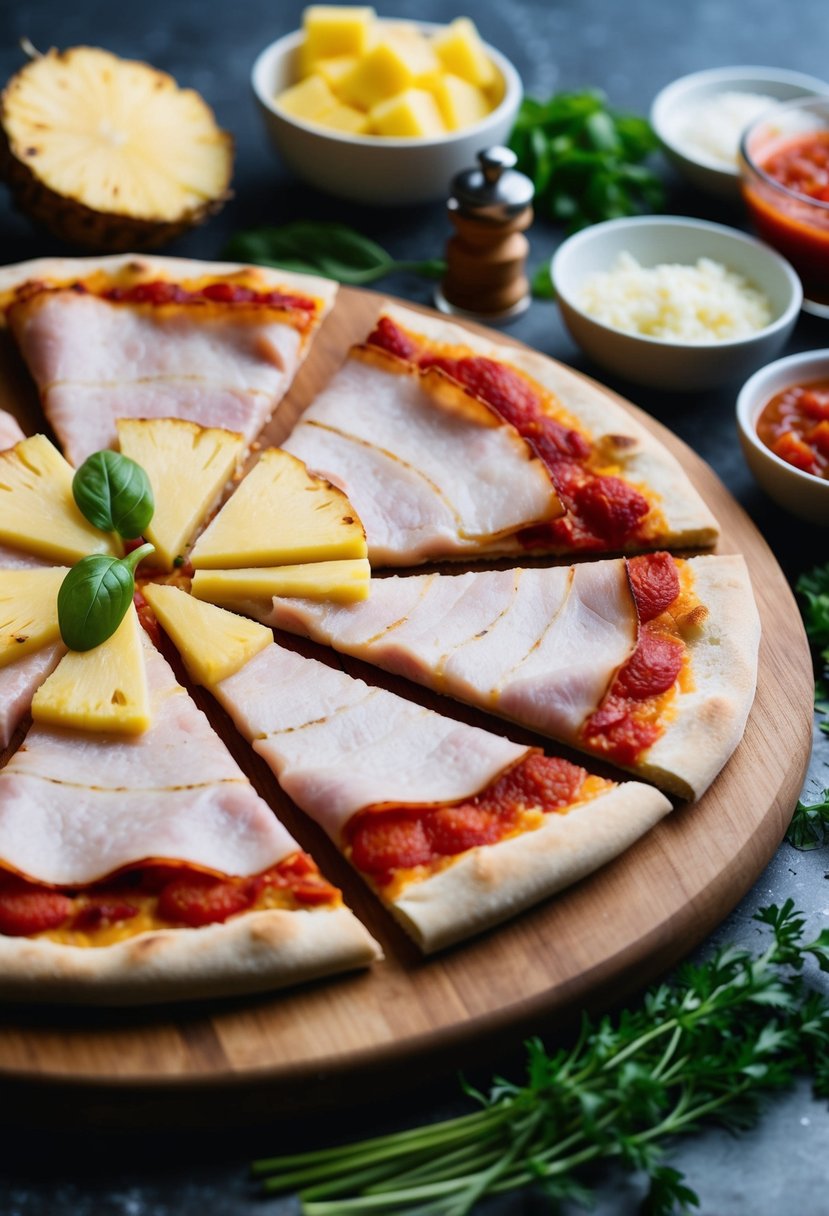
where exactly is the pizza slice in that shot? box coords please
[251,552,760,801]
[146,587,671,952]
[0,253,338,465]
[0,632,380,1002]
[283,303,719,565]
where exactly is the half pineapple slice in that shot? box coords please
[191,559,371,608]
[142,583,271,687]
[0,46,233,251]
[0,566,68,668]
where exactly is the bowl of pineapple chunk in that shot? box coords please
[252,7,522,205]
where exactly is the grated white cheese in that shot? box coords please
[675,90,776,167]
[579,252,772,342]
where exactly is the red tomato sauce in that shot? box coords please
[762,132,829,202]
[99,278,318,312]
[346,752,590,888]
[366,318,652,551]
[0,851,337,937]
[755,380,829,479]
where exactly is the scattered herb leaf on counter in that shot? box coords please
[224,222,445,286]
[798,562,829,666]
[254,900,829,1216]
[531,261,556,299]
[787,788,829,851]
[509,89,665,231]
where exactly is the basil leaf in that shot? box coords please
[73,451,154,539]
[58,543,154,651]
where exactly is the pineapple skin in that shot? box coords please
[0,47,234,253]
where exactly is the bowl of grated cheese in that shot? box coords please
[552,216,802,392]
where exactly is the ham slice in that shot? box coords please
[264,564,638,745]
[0,410,24,451]
[0,636,297,883]
[283,353,560,566]
[214,642,530,843]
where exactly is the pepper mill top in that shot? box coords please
[435,145,535,324]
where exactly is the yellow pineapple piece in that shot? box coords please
[314,55,359,92]
[0,435,119,564]
[0,567,68,668]
[275,74,338,122]
[0,46,233,252]
[303,6,376,60]
[116,418,243,571]
[370,89,446,138]
[192,558,371,609]
[318,103,370,134]
[432,18,496,88]
[31,605,149,735]
[190,449,367,569]
[339,32,438,111]
[142,583,271,687]
[429,73,491,130]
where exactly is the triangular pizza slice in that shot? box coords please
[0,631,380,1002]
[149,588,671,953]
[283,303,719,565]
[238,552,760,801]
[0,254,337,465]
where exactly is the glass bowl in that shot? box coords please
[739,96,829,317]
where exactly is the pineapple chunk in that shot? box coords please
[142,583,271,687]
[190,449,367,569]
[31,605,150,735]
[429,73,491,131]
[303,6,376,59]
[370,89,446,138]
[320,103,370,135]
[275,74,338,122]
[116,418,243,571]
[432,18,496,88]
[192,559,371,608]
[0,567,68,668]
[314,55,359,91]
[0,435,119,564]
[339,33,438,110]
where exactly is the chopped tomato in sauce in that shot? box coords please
[346,752,589,887]
[761,132,829,203]
[756,381,829,480]
[366,317,652,549]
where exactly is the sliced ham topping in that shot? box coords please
[7,291,304,464]
[0,410,24,452]
[266,563,639,746]
[0,637,297,884]
[214,642,530,843]
[0,643,63,751]
[283,352,560,566]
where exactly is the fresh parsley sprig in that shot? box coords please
[798,563,829,668]
[254,900,829,1215]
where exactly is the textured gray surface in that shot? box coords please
[0,0,828,1212]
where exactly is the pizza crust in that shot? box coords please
[389,782,671,952]
[0,904,381,1005]
[637,554,761,800]
[382,302,719,552]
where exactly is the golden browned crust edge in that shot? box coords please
[389,783,671,953]
[0,905,381,1005]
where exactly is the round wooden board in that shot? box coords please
[0,287,814,1127]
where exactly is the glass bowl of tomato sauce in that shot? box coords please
[740,96,829,317]
[737,349,829,525]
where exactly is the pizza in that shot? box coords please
[0,254,337,465]
[145,589,671,954]
[283,302,719,565]
[228,551,760,801]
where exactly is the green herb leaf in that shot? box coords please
[786,787,829,851]
[797,563,829,665]
[531,263,555,299]
[224,222,445,286]
[57,543,154,651]
[73,450,154,539]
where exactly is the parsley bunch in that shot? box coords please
[254,900,829,1215]
[785,562,829,848]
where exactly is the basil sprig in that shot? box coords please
[72,450,154,539]
[58,543,155,651]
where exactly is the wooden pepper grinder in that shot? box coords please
[435,146,534,323]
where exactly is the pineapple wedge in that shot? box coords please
[116,418,244,571]
[0,566,68,668]
[190,449,367,570]
[0,46,233,252]
[0,435,119,563]
[192,558,371,609]
[31,605,150,735]
[142,583,271,687]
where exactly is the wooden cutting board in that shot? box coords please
[0,287,813,1127]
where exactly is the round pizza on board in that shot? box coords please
[0,259,761,1005]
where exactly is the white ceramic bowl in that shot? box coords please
[251,24,522,206]
[551,216,802,392]
[736,350,829,526]
[651,66,829,199]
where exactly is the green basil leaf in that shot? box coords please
[58,543,154,651]
[73,451,154,539]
